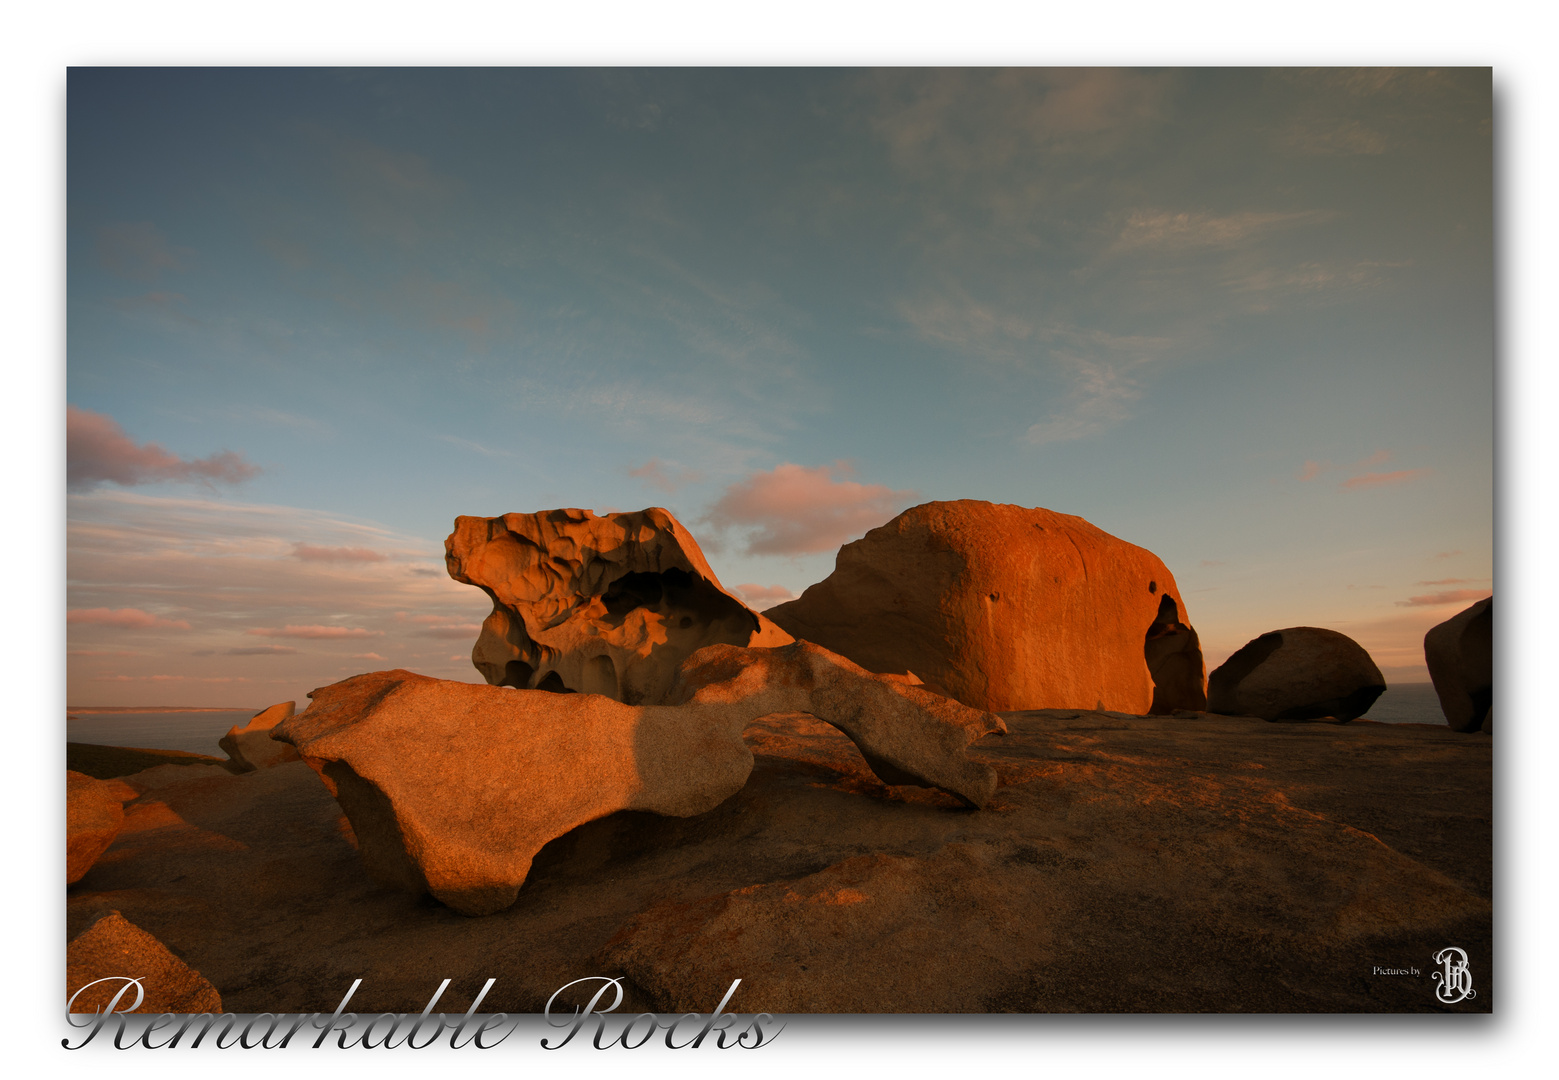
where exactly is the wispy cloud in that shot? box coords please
[703,462,917,556]
[1342,468,1431,491]
[1396,589,1492,608]
[1112,209,1337,253]
[1023,353,1144,445]
[438,434,513,459]
[629,458,705,494]
[67,406,261,493]
[95,222,192,281]
[291,543,388,563]
[731,583,798,611]
[246,625,383,640]
[68,608,191,631]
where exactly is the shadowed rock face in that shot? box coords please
[1208,627,1386,722]
[1425,597,1493,733]
[765,500,1206,714]
[445,508,793,705]
[272,645,1005,915]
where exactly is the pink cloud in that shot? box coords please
[1416,578,1486,586]
[291,543,388,563]
[703,463,918,556]
[628,458,704,494]
[1296,460,1324,482]
[393,612,481,638]
[732,583,798,610]
[1395,589,1492,608]
[68,607,191,630]
[1341,468,1430,491]
[95,221,191,281]
[352,652,388,661]
[67,406,261,492]
[246,625,382,639]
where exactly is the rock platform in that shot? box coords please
[67,710,1490,1014]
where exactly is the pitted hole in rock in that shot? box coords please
[580,655,619,699]
[500,659,535,689]
[534,671,576,694]
[1149,581,1157,594]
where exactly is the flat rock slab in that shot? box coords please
[68,711,1491,1014]
[68,910,223,1014]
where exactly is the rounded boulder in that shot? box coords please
[1207,626,1385,722]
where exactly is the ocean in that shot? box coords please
[65,709,269,756]
[1357,682,1446,725]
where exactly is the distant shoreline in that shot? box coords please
[66,706,261,714]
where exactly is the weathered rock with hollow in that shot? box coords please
[67,770,133,884]
[1425,597,1493,733]
[218,701,300,771]
[68,910,223,1014]
[765,500,1206,714]
[445,507,793,705]
[1208,627,1386,722]
[668,640,1006,808]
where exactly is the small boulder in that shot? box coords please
[1207,627,1386,722]
[445,507,793,705]
[218,701,301,771]
[1425,597,1492,733]
[67,911,222,1014]
[765,500,1206,714]
[67,771,132,884]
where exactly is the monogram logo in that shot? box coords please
[1432,947,1476,1004]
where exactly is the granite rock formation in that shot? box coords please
[218,701,300,771]
[1425,597,1493,733]
[1208,627,1386,722]
[765,500,1206,714]
[667,641,1006,808]
[68,910,223,1014]
[273,669,756,916]
[445,507,793,705]
[67,771,135,884]
[273,644,1004,915]
[71,709,1492,1013]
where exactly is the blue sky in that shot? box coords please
[65,67,1493,705]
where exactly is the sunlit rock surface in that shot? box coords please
[1208,627,1386,722]
[445,507,793,705]
[218,700,301,771]
[1424,597,1492,733]
[68,910,223,1014]
[71,710,1491,1013]
[67,770,133,884]
[766,500,1206,714]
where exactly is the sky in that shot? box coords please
[65,67,1494,707]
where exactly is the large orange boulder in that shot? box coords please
[445,507,792,705]
[764,500,1206,714]
[1207,627,1386,722]
[1425,598,1493,733]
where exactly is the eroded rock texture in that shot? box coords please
[1208,627,1386,722]
[1425,597,1493,733]
[68,910,223,1014]
[446,507,793,705]
[273,669,756,916]
[218,700,300,771]
[668,641,1006,808]
[765,500,1206,714]
[67,770,132,884]
[273,644,1004,915]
